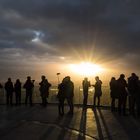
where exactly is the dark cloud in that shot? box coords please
[0,0,140,79]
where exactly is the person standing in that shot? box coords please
[0,83,3,89]
[93,76,102,107]
[65,76,74,115]
[110,77,119,112]
[39,75,51,107]
[117,74,128,115]
[23,76,34,106]
[82,77,90,108]
[136,78,140,117]
[5,78,14,106]
[14,79,22,106]
[57,77,67,116]
[128,73,139,116]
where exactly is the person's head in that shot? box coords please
[65,76,70,82]
[95,76,99,81]
[111,77,116,81]
[41,75,46,80]
[16,79,20,83]
[27,76,31,80]
[8,78,11,82]
[120,74,125,79]
[62,77,67,83]
[84,77,88,81]
[131,73,136,77]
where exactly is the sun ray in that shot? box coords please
[69,61,104,76]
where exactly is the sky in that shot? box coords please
[0,0,140,83]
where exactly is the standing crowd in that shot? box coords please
[0,73,140,117]
[110,73,140,117]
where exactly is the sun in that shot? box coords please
[69,62,104,76]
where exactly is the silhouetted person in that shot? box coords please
[39,75,51,107]
[128,73,139,116]
[82,77,90,107]
[57,77,67,116]
[117,74,127,115]
[65,76,74,115]
[0,83,3,89]
[110,77,119,112]
[14,79,22,106]
[136,79,140,117]
[23,76,34,106]
[93,76,102,107]
[5,78,14,106]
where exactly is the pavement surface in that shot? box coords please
[0,104,140,140]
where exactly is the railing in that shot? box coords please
[0,85,111,106]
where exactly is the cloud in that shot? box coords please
[0,0,140,79]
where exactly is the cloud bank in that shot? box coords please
[0,0,140,80]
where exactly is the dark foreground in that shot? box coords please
[0,104,140,140]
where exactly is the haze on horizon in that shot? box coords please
[0,0,140,83]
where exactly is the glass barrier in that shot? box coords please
[0,85,111,106]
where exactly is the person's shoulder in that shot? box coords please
[99,80,102,84]
[128,77,131,80]
[70,81,74,85]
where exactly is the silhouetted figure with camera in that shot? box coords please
[39,75,51,107]
[93,76,102,107]
[65,76,74,115]
[110,77,119,112]
[57,77,67,116]
[82,77,90,108]
[5,78,14,106]
[117,74,128,115]
[128,73,139,116]
[23,76,34,106]
[14,79,22,106]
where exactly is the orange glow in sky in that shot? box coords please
[68,62,105,76]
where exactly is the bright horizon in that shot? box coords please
[0,0,140,84]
